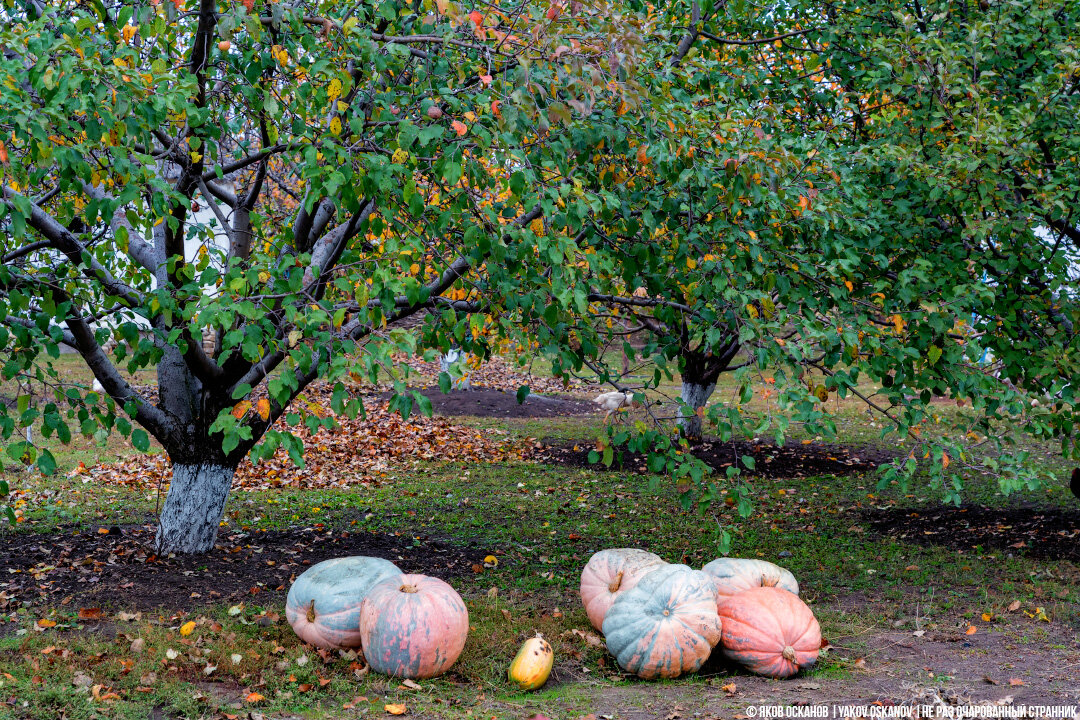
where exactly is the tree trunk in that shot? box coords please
[155,462,237,554]
[678,380,716,444]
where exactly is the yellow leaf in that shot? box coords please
[327,77,342,102]
[257,398,271,421]
[37,619,57,628]
[385,704,407,715]
[686,257,697,270]
[981,612,992,622]
[391,148,409,164]
[329,117,342,136]
[844,280,853,292]
[121,24,136,43]
[179,621,196,636]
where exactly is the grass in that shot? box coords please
[1,356,1078,718]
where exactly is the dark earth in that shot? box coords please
[864,504,1080,562]
[389,385,595,418]
[0,523,492,613]
[534,437,899,479]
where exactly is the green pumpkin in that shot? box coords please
[601,564,721,679]
[285,556,401,649]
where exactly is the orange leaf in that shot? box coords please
[981,612,992,622]
[1008,678,1024,686]
[468,10,483,25]
[179,620,196,636]
[37,619,57,628]
[385,704,407,715]
[451,120,468,136]
[232,400,251,419]
[78,608,104,620]
[942,451,950,470]
[491,100,501,117]
[245,692,266,703]
[256,398,271,420]
[546,5,560,19]
[479,74,492,86]
[636,144,648,165]
[965,625,977,635]
[0,140,8,165]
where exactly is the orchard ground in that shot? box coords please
[1,355,1078,720]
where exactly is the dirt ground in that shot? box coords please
[0,524,491,611]
[865,505,1080,562]
[535,437,898,479]
[402,386,595,418]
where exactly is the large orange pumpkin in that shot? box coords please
[359,573,469,679]
[717,587,821,678]
[601,564,721,679]
[702,558,799,607]
[285,556,401,649]
[580,548,667,631]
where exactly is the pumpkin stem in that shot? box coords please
[306,600,316,623]
[400,584,419,594]
[782,645,797,664]
[608,570,624,593]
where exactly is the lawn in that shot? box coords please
[0,358,1078,719]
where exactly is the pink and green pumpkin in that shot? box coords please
[702,558,799,608]
[601,564,721,679]
[285,556,401,649]
[359,573,469,679]
[580,548,667,631]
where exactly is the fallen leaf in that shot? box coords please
[245,692,265,703]
[720,681,737,694]
[1008,678,1024,686]
[179,620,196,636]
[78,608,105,620]
[385,703,407,715]
[37,619,57,628]
[965,625,977,635]
[401,678,422,690]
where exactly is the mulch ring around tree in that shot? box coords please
[390,386,596,419]
[0,523,494,612]
[863,504,1080,561]
[533,437,899,478]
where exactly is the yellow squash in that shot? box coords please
[508,635,554,690]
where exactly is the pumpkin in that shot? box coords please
[359,574,469,679]
[601,564,721,679]
[508,635,554,690]
[701,558,799,606]
[285,556,401,650]
[717,586,821,678]
[580,548,667,631]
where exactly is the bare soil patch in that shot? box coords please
[864,505,1080,562]
[398,386,595,419]
[534,438,898,479]
[0,523,491,611]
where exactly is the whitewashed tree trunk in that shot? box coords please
[155,463,236,554]
[679,380,716,443]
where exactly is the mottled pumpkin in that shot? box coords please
[359,574,469,679]
[508,635,554,690]
[601,564,721,679]
[580,548,667,631]
[702,558,799,607]
[717,587,821,678]
[285,556,401,649]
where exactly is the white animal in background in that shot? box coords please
[594,390,641,424]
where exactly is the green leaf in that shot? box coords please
[131,429,150,452]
